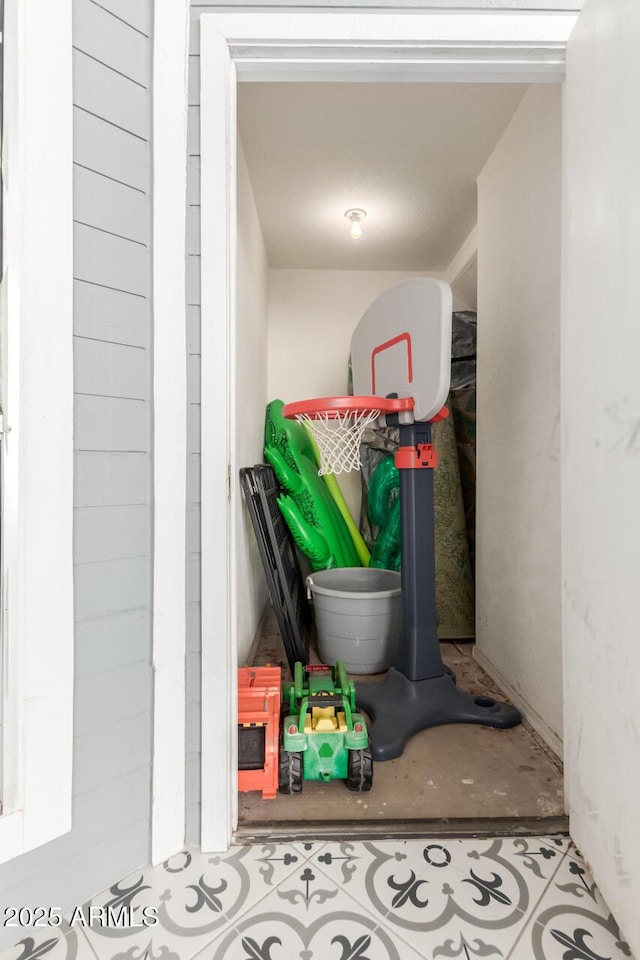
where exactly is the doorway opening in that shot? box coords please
[232,79,564,839]
[197,10,576,851]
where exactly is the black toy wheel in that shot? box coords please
[346,747,373,792]
[278,738,303,795]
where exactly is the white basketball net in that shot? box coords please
[296,408,381,475]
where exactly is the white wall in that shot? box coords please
[563,1,640,951]
[446,226,478,311]
[475,85,563,753]
[267,268,453,519]
[235,138,270,662]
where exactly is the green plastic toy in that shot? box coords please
[264,399,360,570]
[304,427,371,567]
[368,456,401,571]
[279,662,373,793]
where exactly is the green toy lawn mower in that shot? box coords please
[279,661,373,794]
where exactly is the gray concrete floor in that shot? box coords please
[238,609,565,830]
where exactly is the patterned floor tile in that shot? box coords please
[309,836,567,932]
[1,838,633,960]
[291,841,329,862]
[333,836,570,960]
[191,872,425,960]
[81,845,302,960]
[550,846,609,909]
[0,925,97,960]
[507,851,635,959]
[532,834,573,857]
[376,905,528,959]
[308,837,452,915]
[442,835,569,918]
[185,843,306,897]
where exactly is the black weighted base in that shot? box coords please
[356,668,522,762]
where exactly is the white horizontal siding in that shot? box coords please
[74,556,151,622]
[74,0,151,85]
[187,355,201,403]
[74,713,152,795]
[74,280,149,348]
[188,105,201,155]
[187,503,202,553]
[75,452,150,506]
[186,93,202,768]
[186,256,201,303]
[75,396,150,451]
[186,601,202,843]
[187,306,202,353]
[187,204,201,256]
[74,338,150,400]
[187,554,201,604]
[73,662,152,736]
[74,108,149,191]
[73,613,143,681]
[188,54,201,104]
[73,49,150,139]
[187,403,201,455]
[94,0,152,35]
[187,156,201,204]
[72,11,153,892]
[74,505,151,564]
[74,165,148,244]
[184,6,204,847]
[74,223,149,296]
[188,454,202,503]
[73,770,152,838]
[65,0,152,915]
[74,609,151,677]
[187,602,202,655]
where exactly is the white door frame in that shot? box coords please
[151,0,191,864]
[199,8,578,852]
[0,0,74,864]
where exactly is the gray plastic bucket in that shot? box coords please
[305,567,402,675]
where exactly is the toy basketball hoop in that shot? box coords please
[280,279,520,763]
[283,395,414,476]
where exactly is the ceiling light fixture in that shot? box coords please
[345,208,366,240]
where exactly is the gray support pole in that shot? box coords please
[395,422,446,681]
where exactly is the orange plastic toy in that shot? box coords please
[237,666,281,800]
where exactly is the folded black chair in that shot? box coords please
[239,464,310,674]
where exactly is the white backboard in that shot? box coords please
[350,278,453,422]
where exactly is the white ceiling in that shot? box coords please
[237,82,528,272]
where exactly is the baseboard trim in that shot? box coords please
[473,647,564,761]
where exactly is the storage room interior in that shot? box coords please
[229,79,564,834]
